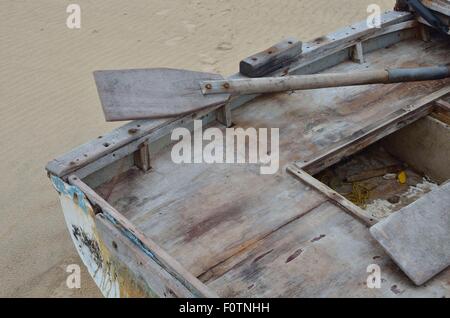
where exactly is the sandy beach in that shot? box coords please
[0,0,394,297]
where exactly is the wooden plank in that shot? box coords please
[207,202,450,297]
[281,18,417,74]
[57,108,217,180]
[295,86,450,175]
[46,118,169,176]
[68,175,218,298]
[112,162,327,278]
[45,105,219,178]
[345,164,403,182]
[287,165,377,226]
[370,182,450,286]
[239,37,303,77]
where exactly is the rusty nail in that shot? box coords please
[223,82,230,89]
[128,128,139,134]
[205,83,212,89]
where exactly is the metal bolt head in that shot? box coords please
[223,82,230,89]
[205,83,212,89]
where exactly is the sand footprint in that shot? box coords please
[216,41,233,51]
[199,54,218,73]
[199,54,218,65]
[164,36,185,46]
[182,20,197,32]
[155,9,170,16]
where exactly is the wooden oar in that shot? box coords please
[94,66,450,121]
[94,68,229,121]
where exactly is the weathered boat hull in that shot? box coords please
[47,7,450,298]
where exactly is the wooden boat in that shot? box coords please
[46,2,450,297]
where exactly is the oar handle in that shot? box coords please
[200,66,450,95]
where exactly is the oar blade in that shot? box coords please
[94,68,230,121]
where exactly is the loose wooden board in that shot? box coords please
[370,182,450,286]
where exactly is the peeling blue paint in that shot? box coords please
[51,175,89,214]
[102,212,155,260]
[50,175,200,297]
[51,175,155,260]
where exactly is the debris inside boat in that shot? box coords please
[314,143,441,220]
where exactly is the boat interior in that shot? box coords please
[95,38,450,297]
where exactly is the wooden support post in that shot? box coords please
[134,141,151,172]
[351,42,365,64]
[435,99,450,111]
[433,99,450,123]
[419,24,431,42]
[216,104,233,128]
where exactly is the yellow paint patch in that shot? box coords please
[397,171,407,184]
